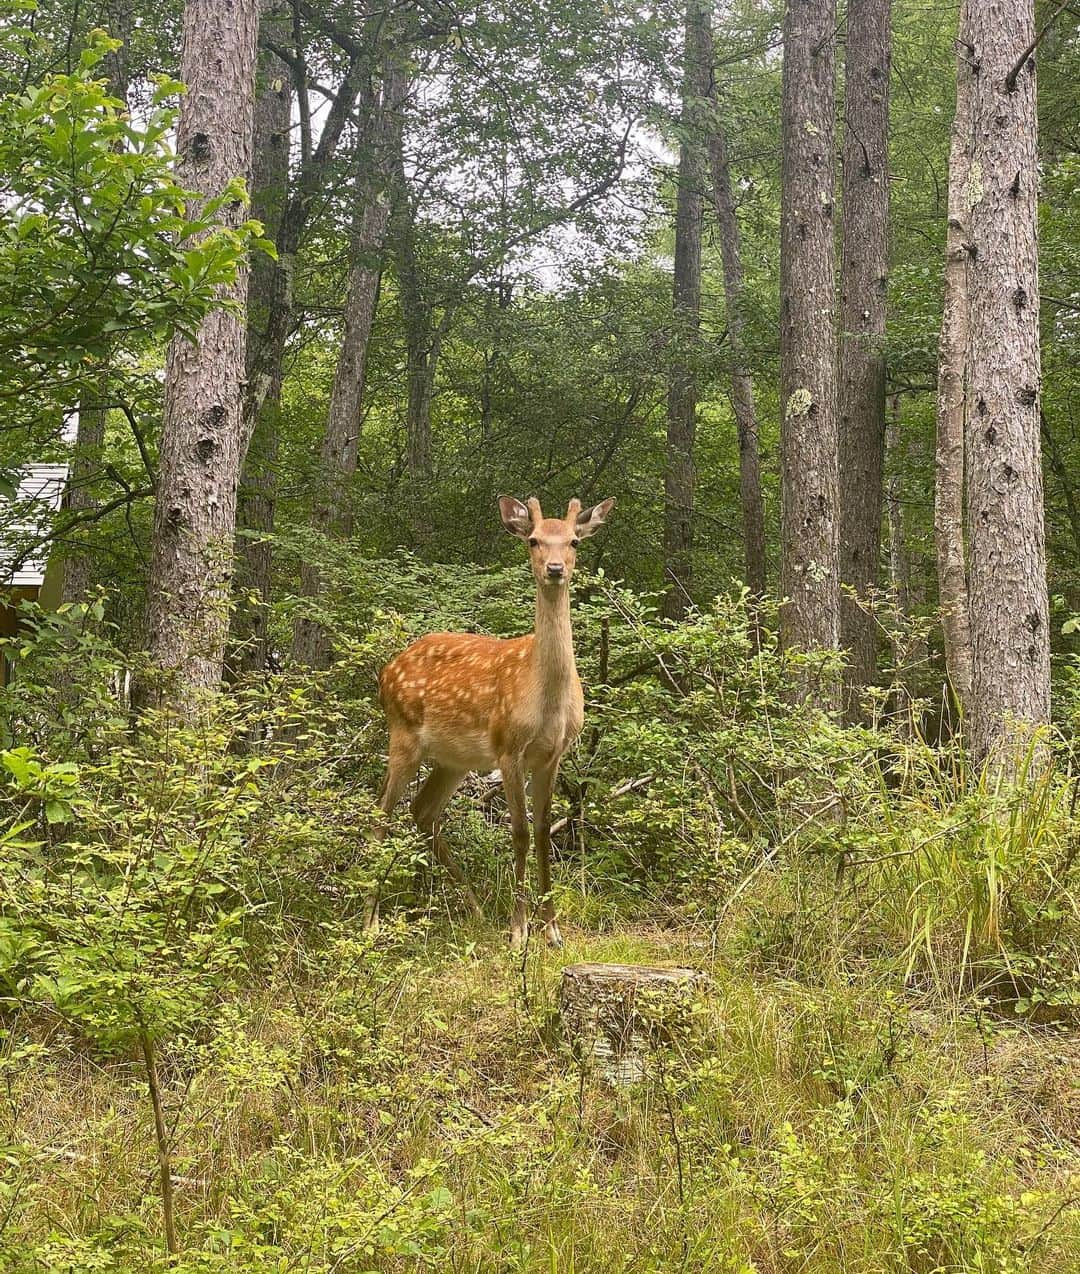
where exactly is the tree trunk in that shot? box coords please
[243,46,372,435]
[62,1,132,606]
[292,62,404,669]
[706,89,766,598]
[964,0,1050,770]
[838,0,891,717]
[779,0,841,704]
[60,395,106,606]
[230,0,292,678]
[140,0,258,713]
[934,0,975,720]
[232,33,373,673]
[661,0,711,622]
[885,394,928,736]
[392,164,438,482]
[98,0,133,103]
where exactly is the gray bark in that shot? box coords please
[232,32,374,672]
[292,63,405,669]
[230,0,292,678]
[838,0,891,716]
[97,0,133,103]
[391,164,439,482]
[141,0,259,712]
[662,0,711,622]
[885,395,928,736]
[934,0,975,719]
[706,89,766,598]
[243,46,373,435]
[779,0,841,704]
[964,0,1050,769]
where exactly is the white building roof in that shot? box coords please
[0,463,69,588]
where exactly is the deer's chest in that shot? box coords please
[518,676,584,764]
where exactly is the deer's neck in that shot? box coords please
[532,584,577,690]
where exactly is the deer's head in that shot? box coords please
[499,494,615,589]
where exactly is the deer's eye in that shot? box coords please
[570,538,580,548]
[528,537,539,548]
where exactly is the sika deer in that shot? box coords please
[369,494,615,946]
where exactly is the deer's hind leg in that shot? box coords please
[411,764,481,917]
[365,726,422,932]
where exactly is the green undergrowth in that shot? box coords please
[0,594,1077,1270]
[2,915,1078,1272]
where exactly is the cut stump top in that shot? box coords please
[561,962,703,984]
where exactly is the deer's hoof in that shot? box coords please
[544,922,564,949]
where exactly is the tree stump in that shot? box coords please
[560,962,708,1086]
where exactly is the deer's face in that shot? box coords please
[499,495,616,589]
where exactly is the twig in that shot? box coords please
[549,774,652,835]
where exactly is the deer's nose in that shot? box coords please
[546,561,565,578]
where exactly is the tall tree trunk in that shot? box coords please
[243,46,372,433]
[97,0,133,101]
[141,0,258,713]
[838,0,891,716]
[885,394,928,736]
[706,87,766,598]
[934,0,975,721]
[661,0,711,622]
[964,0,1050,770]
[63,0,132,606]
[60,393,106,606]
[292,62,404,669]
[230,0,292,678]
[779,0,841,704]
[232,34,373,671]
[392,168,438,482]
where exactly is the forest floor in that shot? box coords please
[8,873,1080,1273]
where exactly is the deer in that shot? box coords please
[368,494,615,947]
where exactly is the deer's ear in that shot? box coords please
[576,496,615,539]
[499,495,532,539]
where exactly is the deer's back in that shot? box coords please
[380,631,543,769]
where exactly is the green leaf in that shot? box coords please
[44,799,71,824]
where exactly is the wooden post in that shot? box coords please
[560,962,708,1086]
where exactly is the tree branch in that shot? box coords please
[1005,0,1069,91]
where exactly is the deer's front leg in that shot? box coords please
[531,758,562,947]
[501,757,530,948]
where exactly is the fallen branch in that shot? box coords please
[549,774,652,835]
